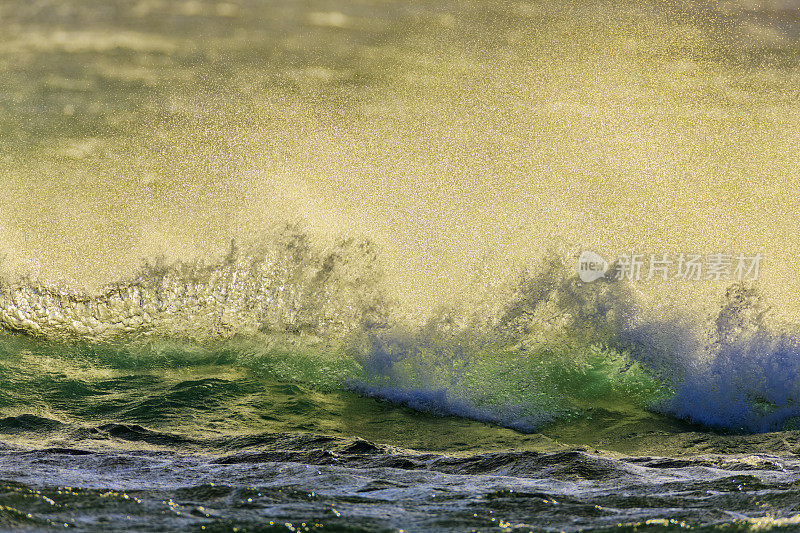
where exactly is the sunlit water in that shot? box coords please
[2,0,800,531]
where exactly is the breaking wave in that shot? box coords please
[1,225,799,434]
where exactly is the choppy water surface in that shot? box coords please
[2,0,800,531]
[1,335,800,533]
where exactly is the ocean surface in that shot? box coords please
[2,0,800,531]
[0,236,798,532]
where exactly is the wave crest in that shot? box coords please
[0,225,390,341]
[2,236,799,434]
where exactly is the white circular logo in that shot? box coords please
[577,251,608,283]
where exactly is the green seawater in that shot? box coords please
[2,0,800,530]
[0,333,737,456]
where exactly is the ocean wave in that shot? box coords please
[1,227,799,434]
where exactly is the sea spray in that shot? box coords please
[0,228,798,433]
[654,285,800,432]
[0,225,391,342]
